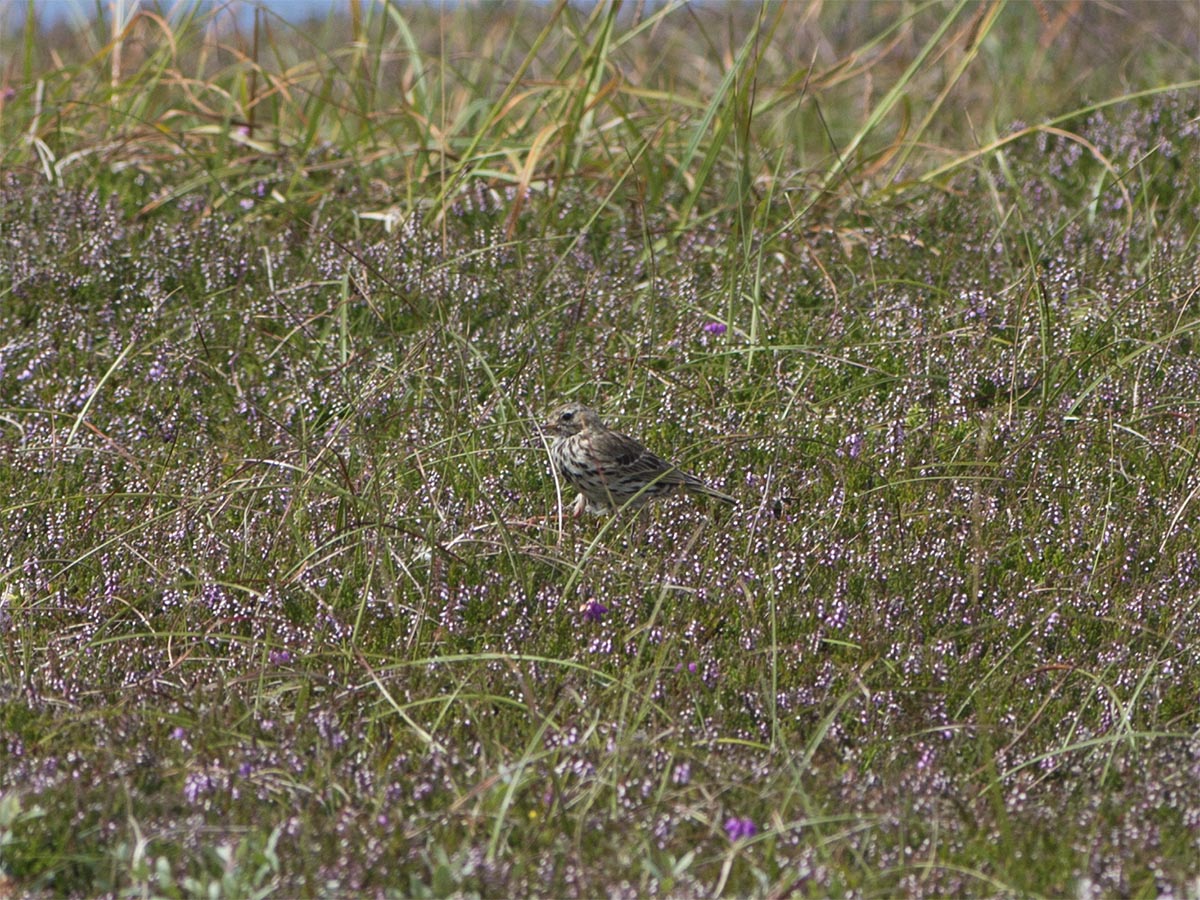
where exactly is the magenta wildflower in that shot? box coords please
[724,816,757,841]
[581,600,608,623]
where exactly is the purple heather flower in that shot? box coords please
[838,432,863,459]
[582,600,608,623]
[171,727,187,741]
[269,649,292,665]
[703,321,727,336]
[724,816,757,841]
[183,770,217,804]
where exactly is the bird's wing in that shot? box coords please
[593,431,688,485]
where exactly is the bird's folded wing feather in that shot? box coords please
[592,431,687,485]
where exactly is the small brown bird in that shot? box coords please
[546,402,736,515]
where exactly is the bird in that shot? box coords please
[545,402,736,515]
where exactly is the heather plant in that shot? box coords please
[1,1,1199,896]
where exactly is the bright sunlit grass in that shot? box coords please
[1,1,1199,895]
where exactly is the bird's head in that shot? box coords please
[546,402,602,438]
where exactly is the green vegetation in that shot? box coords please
[1,0,1199,895]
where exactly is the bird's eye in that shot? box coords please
[561,411,574,421]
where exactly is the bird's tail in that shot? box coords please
[686,479,736,505]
